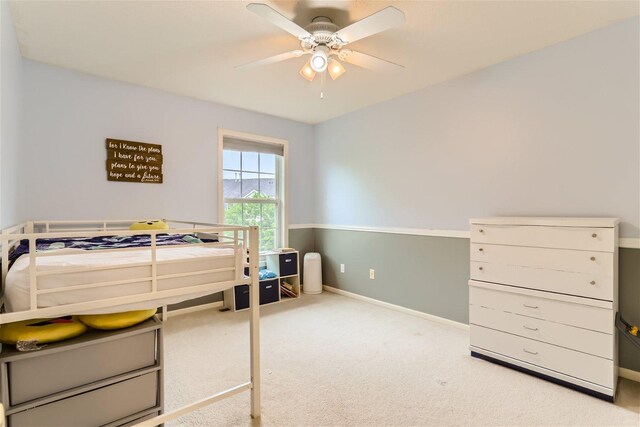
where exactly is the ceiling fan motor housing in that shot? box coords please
[302,17,343,50]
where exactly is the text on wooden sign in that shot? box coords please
[105,138,163,184]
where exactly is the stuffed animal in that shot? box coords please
[130,220,169,230]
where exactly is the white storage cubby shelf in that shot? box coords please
[224,251,300,312]
[468,217,619,402]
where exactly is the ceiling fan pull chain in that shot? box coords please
[320,71,326,99]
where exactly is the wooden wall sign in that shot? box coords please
[105,138,163,183]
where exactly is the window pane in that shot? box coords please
[242,152,259,173]
[259,173,276,199]
[224,203,243,226]
[260,228,275,252]
[241,172,260,198]
[260,153,276,174]
[221,144,282,253]
[261,203,276,229]
[223,150,240,171]
[242,202,261,226]
[222,170,241,198]
[223,170,240,180]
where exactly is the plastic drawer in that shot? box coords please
[9,372,158,427]
[9,331,156,405]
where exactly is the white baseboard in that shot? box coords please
[165,301,223,318]
[323,285,640,383]
[619,367,640,383]
[322,285,469,331]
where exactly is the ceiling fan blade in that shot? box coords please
[246,3,312,40]
[236,50,306,69]
[334,6,405,44]
[340,50,404,72]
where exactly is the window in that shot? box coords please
[218,130,287,253]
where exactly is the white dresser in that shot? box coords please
[468,217,619,401]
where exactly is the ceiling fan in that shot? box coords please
[238,3,405,95]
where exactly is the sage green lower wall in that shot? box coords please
[306,228,640,373]
[289,228,316,283]
[168,227,640,373]
[619,248,640,372]
[315,229,471,324]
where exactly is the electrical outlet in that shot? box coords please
[340,264,345,273]
[369,269,375,280]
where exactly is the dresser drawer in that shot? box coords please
[469,283,613,333]
[470,325,614,388]
[9,331,157,405]
[471,261,613,300]
[469,305,613,359]
[470,244,613,277]
[9,372,158,427]
[470,224,615,252]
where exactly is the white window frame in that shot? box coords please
[217,128,289,252]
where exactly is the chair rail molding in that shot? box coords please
[289,224,640,249]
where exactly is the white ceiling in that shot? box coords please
[9,1,639,124]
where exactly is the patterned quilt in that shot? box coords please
[9,233,218,263]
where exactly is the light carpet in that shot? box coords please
[163,292,640,426]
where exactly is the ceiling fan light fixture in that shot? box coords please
[310,46,329,72]
[299,61,316,82]
[328,59,346,80]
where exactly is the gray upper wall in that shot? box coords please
[18,60,316,225]
[314,17,640,238]
[5,16,639,236]
[0,1,23,228]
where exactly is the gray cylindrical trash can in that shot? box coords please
[303,252,322,295]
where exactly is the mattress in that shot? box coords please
[5,245,238,314]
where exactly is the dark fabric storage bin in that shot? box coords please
[259,279,279,305]
[279,253,298,276]
[234,285,250,310]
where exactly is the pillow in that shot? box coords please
[78,309,157,330]
[130,220,169,230]
[0,316,88,346]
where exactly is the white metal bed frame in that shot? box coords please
[0,219,261,426]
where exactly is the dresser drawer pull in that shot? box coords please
[285,259,292,263]
[478,248,484,252]
[523,348,538,355]
[523,304,539,309]
[478,266,483,271]
[590,256,596,261]
[590,281,596,286]
[479,229,484,233]
[592,233,598,238]
[523,325,539,331]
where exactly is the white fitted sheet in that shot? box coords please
[5,245,238,314]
